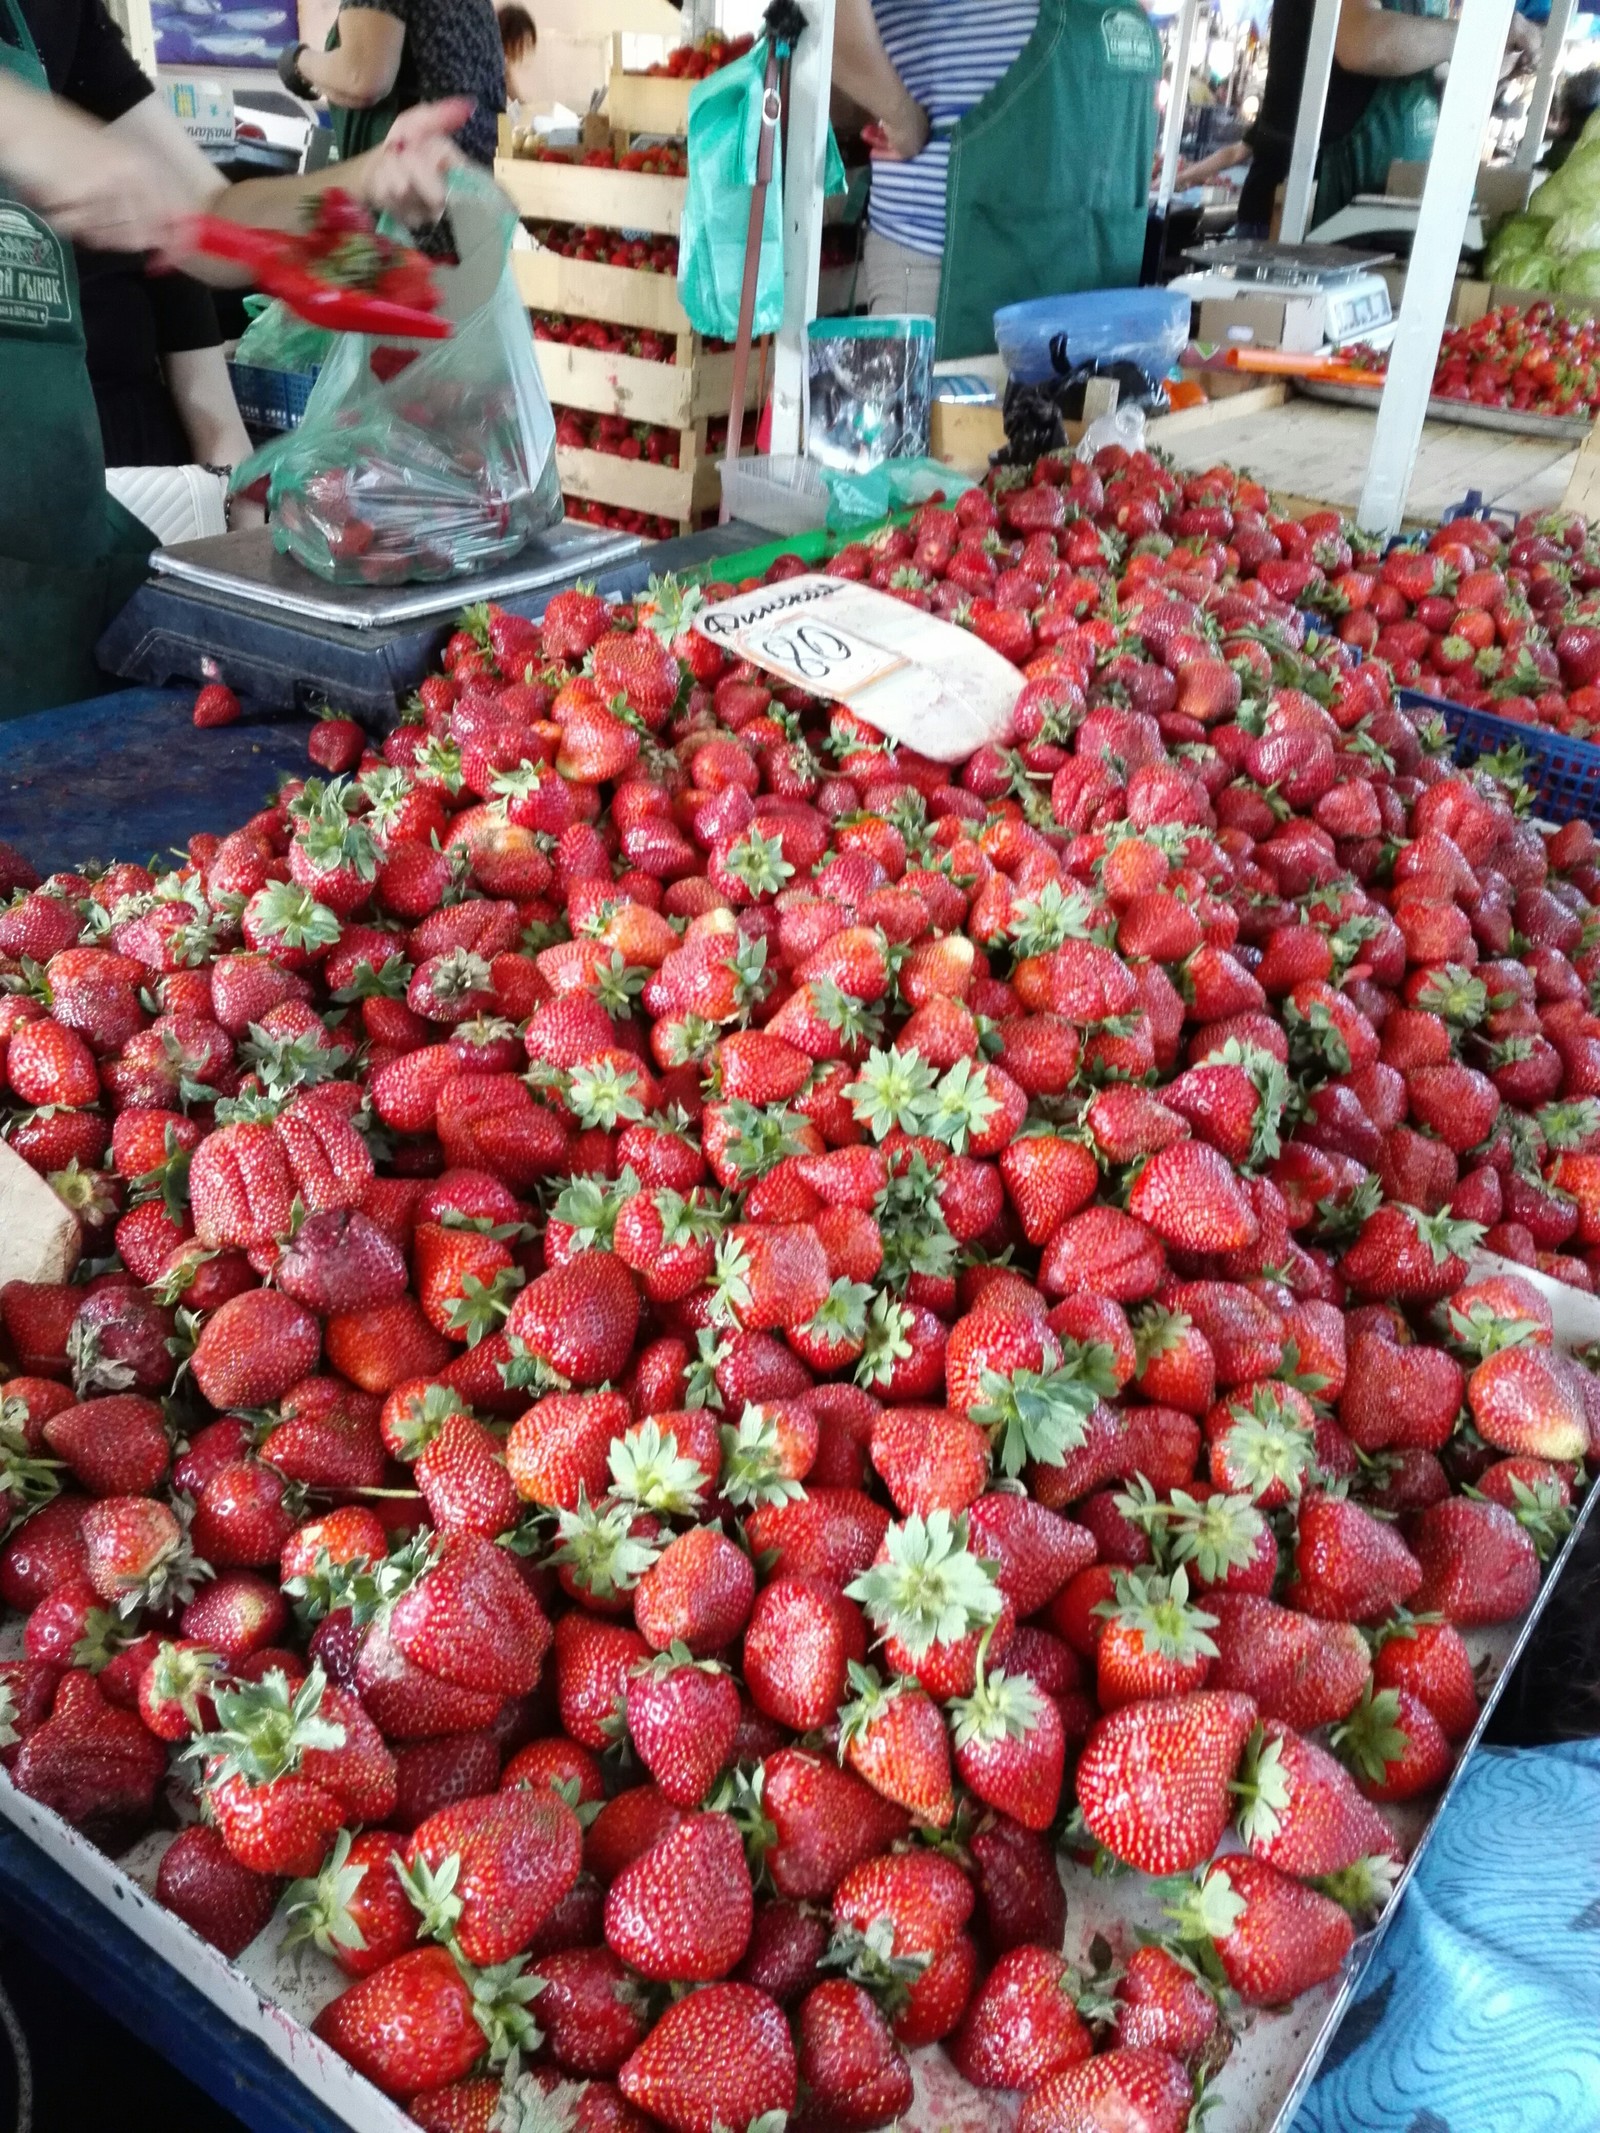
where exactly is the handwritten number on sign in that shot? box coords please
[751,621,859,684]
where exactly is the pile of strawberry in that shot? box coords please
[565,499,683,543]
[636,31,755,80]
[2,453,1600,2133]
[554,412,683,470]
[518,144,689,178]
[533,317,679,365]
[530,224,680,277]
[1344,304,1600,424]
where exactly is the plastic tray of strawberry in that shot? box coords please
[6,445,1600,2133]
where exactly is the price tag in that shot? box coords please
[694,578,905,699]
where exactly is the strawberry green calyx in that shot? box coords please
[925,1058,1001,1156]
[822,1911,932,2014]
[684,1327,730,1412]
[845,1509,1002,1660]
[1166,1865,1249,1965]
[498,1335,570,1397]
[71,1603,137,1674]
[48,1159,120,1232]
[1537,1098,1600,1153]
[794,1278,871,1365]
[723,932,773,1020]
[0,1410,63,1516]
[591,952,648,1022]
[1398,1203,1486,1267]
[1331,1684,1410,1786]
[446,1267,526,1347]
[281,1828,372,1961]
[239,1022,352,1099]
[128,1123,193,1220]
[835,1660,916,1763]
[297,806,379,887]
[417,736,464,793]
[1217,1387,1317,1502]
[1130,1305,1191,1373]
[489,2073,596,2133]
[608,1419,707,1517]
[873,1156,958,1292]
[564,1058,646,1131]
[1314,1172,1382,1246]
[1468,1475,1573,1557]
[1096,1565,1219,1666]
[710,1763,777,1870]
[844,1045,940,1141]
[387,1383,469,1462]
[250,880,342,955]
[549,1171,632,1251]
[854,1291,914,1389]
[461,1951,545,2064]
[0,1682,15,1751]
[1313,1852,1400,1919]
[720,1406,805,1510]
[709,1234,754,1328]
[395,1847,465,1942]
[970,1361,1101,1480]
[1412,964,1489,1030]
[1159,1488,1270,1586]
[1231,1722,1292,1851]
[331,953,413,1005]
[427,948,494,1008]
[809,976,884,1049]
[1008,878,1101,959]
[724,828,795,899]
[950,1665,1047,1754]
[716,1100,810,1183]
[282,1543,386,1627]
[190,1664,346,1785]
[1446,1298,1543,1360]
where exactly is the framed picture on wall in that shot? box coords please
[148,0,292,68]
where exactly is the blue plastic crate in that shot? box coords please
[1399,686,1600,828]
[227,360,319,433]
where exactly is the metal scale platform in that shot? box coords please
[96,520,652,724]
[1174,239,1397,350]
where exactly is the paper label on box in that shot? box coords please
[693,575,1020,762]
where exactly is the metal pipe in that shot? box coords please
[1156,0,1204,211]
[1513,0,1577,172]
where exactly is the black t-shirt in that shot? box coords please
[337,0,505,165]
[1238,0,1428,223]
[16,0,150,115]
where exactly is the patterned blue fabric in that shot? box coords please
[1291,1740,1600,2133]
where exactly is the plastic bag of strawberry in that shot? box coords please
[238,169,561,586]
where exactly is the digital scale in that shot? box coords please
[1172,239,1396,354]
[96,519,766,724]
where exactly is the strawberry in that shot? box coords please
[1291,1491,1423,1622]
[1016,2048,1193,2133]
[617,1983,797,2133]
[1340,1203,1483,1302]
[191,1288,322,1409]
[757,1745,911,1900]
[1075,1689,1257,1873]
[1334,1682,1453,1803]
[1169,1855,1353,2007]
[44,1394,169,1496]
[836,1661,954,1823]
[1466,1343,1588,1460]
[1371,1612,1478,1741]
[401,1786,583,1964]
[1113,1945,1220,2061]
[314,1945,541,2099]
[603,1809,753,1980]
[502,1249,640,1386]
[796,1977,914,2128]
[389,1533,552,1695]
[193,684,241,728]
[625,1647,741,1805]
[1095,1566,1219,1709]
[12,1669,167,1840]
[1234,1716,1400,1881]
[281,1826,421,1976]
[154,1821,281,1956]
[1409,1495,1540,1623]
[744,1574,865,1729]
[1128,1139,1260,1253]
[952,1943,1093,2090]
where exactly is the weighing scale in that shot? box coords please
[98,521,676,724]
[1173,239,1397,351]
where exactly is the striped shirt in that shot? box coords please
[867,0,1041,257]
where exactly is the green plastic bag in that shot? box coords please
[678,35,845,340]
[233,294,333,376]
[822,456,976,532]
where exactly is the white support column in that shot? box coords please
[1156,0,1203,212]
[1356,0,1516,533]
[1279,0,1341,242]
[770,0,836,456]
[1514,0,1576,172]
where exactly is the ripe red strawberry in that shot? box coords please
[1291,1491,1423,1622]
[951,1943,1093,2089]
[43,1394,169,1497]
[1075,1689,1257,1874]
[617,1983,797,2133]
[1128,1139,1260,1253]
[314,1944,541,2099]
[401,1786,582,1964]
[1234,1716,1400,1881]
[193,684,241,728]
[625,1649,741,1805]
[154,1822,281,1957]
[1113,1944,1220,2061]
[1409,1495,1540,1623]
[837,1660,954,1824]
[603,1809,753,1980]
[1340,1203,1482,1302]
[1466,1344,1588,1460]
[1017,2048,1193,2133]
[502,1249,640,1386]
[1207,1591,1370,1728]
[388,1533,552,1695]
[282,1827,421,1976]
[1169,1855,1353,2007]
[1371,1613,1478,1741]
[12,1669,167,1841]
[1334,1682,1454,1803]
[759,1745,910,1900]
[744,1574,864,1729]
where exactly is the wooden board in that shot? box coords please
[513,247,690,335]
[535,338,737,426]
[0,1139,80,1287]
[606,64,693,136]
[1155,396,1578,522]
[495,154,685,236]
[556,443,721,521]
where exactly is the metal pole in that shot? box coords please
[1156,0,1203,211]
[1356,0,1517,533]
[1279,0,1341,241]
[770,0,835,455]
[1513,0,1576,171]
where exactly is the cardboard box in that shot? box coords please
[1196,292,1328,355]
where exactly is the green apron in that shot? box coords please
[327,9,412,159]
[0,0,153,715]
[935,0,1160,361]
[1314,70,1440,227]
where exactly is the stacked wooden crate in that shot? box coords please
[496,113,739,536]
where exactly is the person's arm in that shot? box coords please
[831,0,928,157]
[1334,0,1457,78]
[1176,140,1250,185]
[294,5,406,109]
[0,76,469,257]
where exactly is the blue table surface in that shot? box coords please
[0,687,316,880]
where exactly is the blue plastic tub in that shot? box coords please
[992,288,1190,388]
[228,361,319,433]
[1399,686,1600,828]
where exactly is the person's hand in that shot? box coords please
[360,98,474,225]
[0,90,189,251]
[862,95,930,160]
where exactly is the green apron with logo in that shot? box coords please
[1314,70,1440,226]
[0,0,153,715]
[935,0,1160,361]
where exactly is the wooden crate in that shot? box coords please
[495,149,684,237]
[513,247,690,335]
[556,440,721,525]
[535,336,736,428]
[606,61,694,137]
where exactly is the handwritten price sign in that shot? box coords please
[694,578,905,699]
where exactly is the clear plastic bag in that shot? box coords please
[233,294,332,376]
[807,315,934,472]
[993,288,1190,389]
[237,170,561,586]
